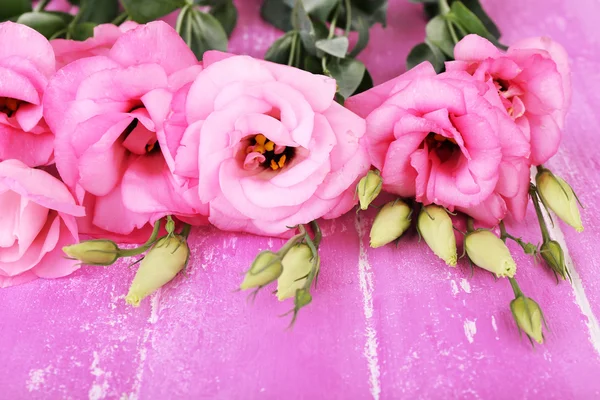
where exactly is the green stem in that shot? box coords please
[438,0,451,14]
[49,28,68,40]
[530,185,551,242]
[35,0,51,12]
[117,220,162,257]
[328,4,341,39]
[447,20,459,45]
[175,5,190,35]
[180,223,192,239]
[344,0,352,36]
[310,220,322,248]
[508,277,523,298]
[466,217,475,233]
[111,11,129,26]
[288,32,298,66]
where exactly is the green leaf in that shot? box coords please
[425,15,454,58]
[209,0,238,37]
[328,58,366,99]
[303,55,322,74]
[348,0,388,27]
[70,22,97,41]
[283,0,338,21]
[76,0,119,24]
[353,67,373,96]
[121,0,186,23]
[453,0,500,39]
[292,0,317,55]
[17,12,69,39]
[179,7,228,60]
[447,1,495,41]
[406,41,445,73]
[315,37,349,58]
[260,0,293,32]
[264,31,296,65]
[348,15,369,57]
[0,0,32,21]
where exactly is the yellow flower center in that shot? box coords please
[0,97,22,118]
[246,134,292,171]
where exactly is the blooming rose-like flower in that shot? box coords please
[0,159,85,288]
[446,34,571,165]
[346,62,531,226]
[34,0,77,13]
[51,22,139,69]
[157,51,370,236]
[0,22,56,167]
[43,21,205,240]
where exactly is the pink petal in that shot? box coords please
[0,22,55,77]
[454,34,503,62]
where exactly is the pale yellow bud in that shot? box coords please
[277,244,318,301]
[510,296,544,344]
[126,236,189,307]
[240,251,283,290]
[536,170,583,232]
[370,200,412,248]
[357,170,382,210]
[63,240,119,266]
[418,205,457,266]
[465,230,516,278]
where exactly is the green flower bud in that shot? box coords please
[240,251,283,290]
[277,244,318,301]
[370,199,412,248]
[541,240,567,279]
[536,170,583,232]
[63,240,119,266]
[510,296,544,344]
[465,230,516,278]
[418,205,457,266]
[295,288,313,309]
[126,236,189,307]
[357,170,382,210]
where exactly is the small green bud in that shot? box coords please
[536,170,583,232]
[126,236,189,307]
[541,240,567,279]
[277,244,318,301]
[370,199,412,248]
[523,243,538,256]
[510,296,544,344]
[357,170,382,210]
[418,205,457,266]
[465,230,516,278]
[63,240,119,266]
[295,288,313,309]
[240,251,283,290]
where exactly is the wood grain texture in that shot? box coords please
[1,0,600,398]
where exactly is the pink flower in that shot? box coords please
[0,22,56,167]
[0,159,85,288]
[159,51,369,236]
[51,22,139,69]
[34,0,77,13]
[43,21,205,240]
[346,62,531,226]
[446,34,571,165]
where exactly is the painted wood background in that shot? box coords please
[1,0,600,398]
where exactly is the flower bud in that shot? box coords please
[541,240,567,279]
[63,240,119,266]
[370,199,412,248]
[126,236,189,307]
[418,205,457,266]
[536,170,583,232]
[357,170,382,210]
[510,296,544,344]
[465,230,516,278]
[277,244,318,301]
[240,251,283,290]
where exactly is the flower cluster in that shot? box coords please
[0,14,583,345]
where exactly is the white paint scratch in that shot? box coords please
[463,319,477,344]
[541,206,600,355]
[149,290,161,324]
[88,352,110,400]
[491,316,499,340]
[26,366,53,392]
[128,328,152,400]
[354,214,381,400]
[459,279,471,293]
[450,280,459,296]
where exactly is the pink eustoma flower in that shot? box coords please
[158,51,370,236]
[0,159,85,288]
[0,22,56,167]
[43,21,205,240]
[446,34,571,165]
[346,62,531,226]
[51,21,139,69]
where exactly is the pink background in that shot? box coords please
[2,0,600,398]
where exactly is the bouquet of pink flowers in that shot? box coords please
[0,0,582,346]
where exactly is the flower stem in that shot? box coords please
[344,0,352,36]
[508,277,523,298]
[117,220,162,258]
[35,0,51,12]
[180,223,192,239]
[530,184,551,242]
[466,217,475,233]
[310,220,322,248]
[111,11,129,26]
[288,32,298,66]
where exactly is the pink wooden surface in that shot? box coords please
[2,0,600,398]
